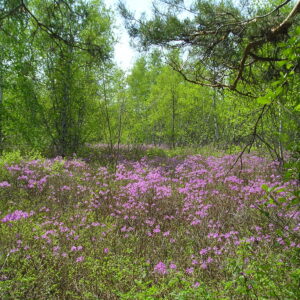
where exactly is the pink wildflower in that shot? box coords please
[76,256,85,262]
[169,263,177,270]
[154,262,168,275]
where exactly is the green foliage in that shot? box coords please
[146,147,168,158]
[0,150,42,179]
[0,150,23,168]
[49,159,66,175]
[0,0,114,156]
[117,0,300,162]
[1,1,299,159]
[118,274,214,299]
[222,243,300,299]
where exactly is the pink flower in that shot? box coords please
[1,210,31,223]
[0,181,11,188]
[61,185,71,191]
[169,263,177,269]
[10,248,19,253]
[76,256,85,262]
[186,267,194,274]
[91,222,100,227]
[104,248,109,254]
[206,257,213,264]
[199,248,208,255]
[154,262,168,275]
[200,263,208,269]
[153,225,161,233]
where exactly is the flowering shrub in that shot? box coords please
[0,153,299,298]
[1,210,33,223]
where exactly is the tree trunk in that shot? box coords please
[171,85,176,149]
[213,88,219,143]
[102,75,113,153]
[61,77,69,157]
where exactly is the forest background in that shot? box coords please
[0,0,299,162]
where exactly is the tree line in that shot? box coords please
[0,0,299,161]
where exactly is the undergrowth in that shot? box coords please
[0,150,299,299]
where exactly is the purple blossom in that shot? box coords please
[61,185,71,191]
[154,262,168,275]
[10,248,19,253]
[0,181,11,188]
[169,263,177,269]
[185,267,194,274]
[76,256,85,262]
[1,210,31,223]
[153,226,161,233]
[199,248,208,255]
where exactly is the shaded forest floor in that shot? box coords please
[0,148,299,299]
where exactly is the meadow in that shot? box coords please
[0,150,299,299]
[1,1,300,299]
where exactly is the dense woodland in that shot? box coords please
[0,0,299,299]
[0,0,298,159]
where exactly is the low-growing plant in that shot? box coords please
[0,152,298,299]
[221,242,300,299]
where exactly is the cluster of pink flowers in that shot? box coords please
[0,153,298,273]
[1,210,33,223]
[0,181,11,188]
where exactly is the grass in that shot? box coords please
[0,149,299,299]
